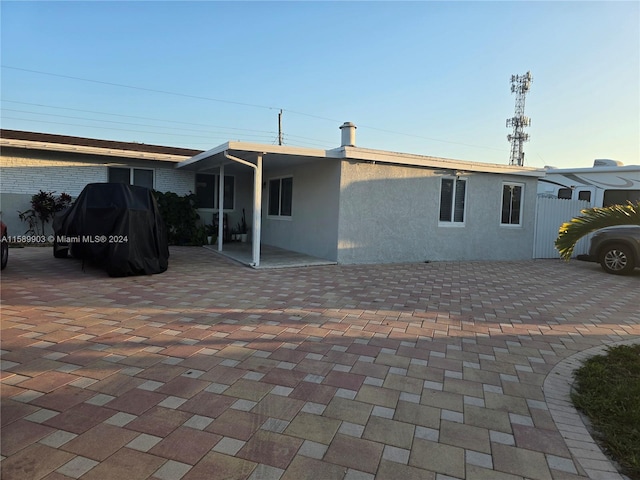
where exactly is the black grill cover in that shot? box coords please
[53,183,169,276]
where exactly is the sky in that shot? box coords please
[1,1,638,169]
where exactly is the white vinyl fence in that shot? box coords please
[533,197,591,259]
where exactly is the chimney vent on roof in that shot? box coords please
[340,122,357,147]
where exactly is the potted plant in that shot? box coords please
[205,224,216,245]
[237,209,248,242]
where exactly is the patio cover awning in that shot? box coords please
[176,142,328,267]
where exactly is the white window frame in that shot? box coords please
[500,182,524,227]
[438,176,467,227]
[218,175,235,211]
[267,175,293,219]
[195,174,235,211]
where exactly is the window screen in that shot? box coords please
[133,169,153,190]
[501,184,523,225]
[108,167,130,184]
[268,177,293,217]
[439,178,465,223]
[196,174,215,208]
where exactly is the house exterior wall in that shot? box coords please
[1,150,107,195]
[336,161,538,264]
[154,168,196,196]
[0,147,194,236]
[260,159,341,261]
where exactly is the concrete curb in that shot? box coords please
[544,337,640,480]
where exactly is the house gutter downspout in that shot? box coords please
[223,151,262,267]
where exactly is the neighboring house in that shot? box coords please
[0,126,546,266]
[178,122,545,266]
[0,129,201,236]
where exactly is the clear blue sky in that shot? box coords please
[1,1,638,168]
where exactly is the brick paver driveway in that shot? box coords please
[1,246,639,480]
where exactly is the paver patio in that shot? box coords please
[1,246,639,480]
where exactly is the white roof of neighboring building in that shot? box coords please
[542,164,640,174]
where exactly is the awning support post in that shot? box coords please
[217,164,224,252]
[223,151,263,267]
[252,155,262,267]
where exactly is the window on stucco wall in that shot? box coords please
[501,183,524,226]
[439,177,466,225]
[268,176,293,217]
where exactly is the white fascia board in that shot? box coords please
[177,141,327,169]
[178,140,545,177]
[226,141,327,158]
[331,146,545,177]
[177,142,232,169]
[0,138,191,163]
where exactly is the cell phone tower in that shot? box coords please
[506,71,533,166]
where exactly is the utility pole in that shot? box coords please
[506,71,532,166]
[278,109,283,146]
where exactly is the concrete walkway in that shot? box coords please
[202,243,337,269]
[1,246,639,480]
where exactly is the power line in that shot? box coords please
[2,65,508,153]
[1,108,277,140]
[356,123,506,152]
[1,100,278,135]
[2,65,344,124]
[1,101,336,148]
[1,66,279,111]
[0,115,335,149]
[0,117,267,144]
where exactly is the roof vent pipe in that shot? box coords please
[340,122,357,147]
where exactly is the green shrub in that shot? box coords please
[18,190,72,236]
[153,191,202,245]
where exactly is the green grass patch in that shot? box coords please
[571,344,640,480]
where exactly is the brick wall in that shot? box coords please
[155,168,195,195]
[1,153,194,196]
[1,165,107,196]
